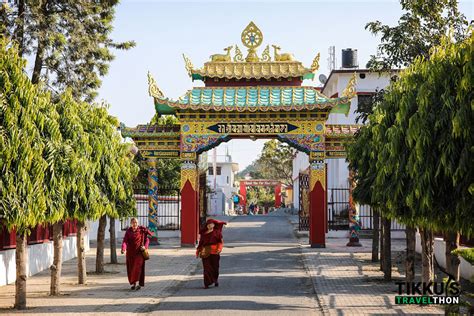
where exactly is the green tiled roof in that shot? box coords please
[154,86,350,114]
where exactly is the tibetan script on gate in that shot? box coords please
[207,122,298,134]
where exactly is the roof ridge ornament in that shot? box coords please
[234,45,244,62]
[342,72,357,99]
[147,72,165,99]
[182,54,194,77]
[241,21,263,62]
[261,45,271,62]
[310,53,321,74]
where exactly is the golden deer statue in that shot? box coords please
[210,46,233,62]
[272,45,295,62]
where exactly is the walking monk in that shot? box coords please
[121,218,152,290]
[196,218,227,289]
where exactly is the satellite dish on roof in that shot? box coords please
[319,74,327,84]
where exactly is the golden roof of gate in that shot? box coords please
[183,22,320,80]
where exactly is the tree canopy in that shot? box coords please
[0,0,135,100]
[365,0,469,70]
[348,32,473,235]
[0,37,138,232]
[0,38,64,234]
[240,140,295,186]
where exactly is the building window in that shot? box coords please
[208,166,222,175]
[356,94,374,124]
[227,176,229,184]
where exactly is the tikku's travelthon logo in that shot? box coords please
[395,276,461,305]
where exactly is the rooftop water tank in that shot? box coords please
[342,49,358,68]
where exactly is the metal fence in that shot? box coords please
[121,184,181,231]
[327,187,404,231]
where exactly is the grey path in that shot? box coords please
[149,216,320,315]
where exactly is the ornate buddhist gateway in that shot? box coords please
[122,22,359,247]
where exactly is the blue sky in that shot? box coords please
[98,0,473,170]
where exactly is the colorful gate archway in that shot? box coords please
[122,22,359,248]
[239,179,282,212]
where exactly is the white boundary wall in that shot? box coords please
[415,233,473,281]
[0,234,89,286]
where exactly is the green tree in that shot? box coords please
[47,89,137,292]
[247,186,274,210]
[353,0,471,283]
[81,103,138,276]
[0,39,64,309]
[365,0,469,70]
[0,0,135,100]
[349,32,473,284]
[395,32,473,281]
[253,140,296,186]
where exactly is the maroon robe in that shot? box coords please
[121,226,151,286]
[197,219,227,287]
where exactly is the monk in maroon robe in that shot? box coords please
[196,218,227,288]
[121,218,152,290]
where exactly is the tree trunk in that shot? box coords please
[14,0,25,56]
[31,39,45,84]
[445,232,460,281]
[405,226,416,282]
[420,228,434,284]
[14,232,27,310]
[76,221,87,284]
[95,215,107,273]
[371,209,380,262]
[50,222,63,295]
[382,217,391,281]
[30,1,48,84]
[380,216,384,271]
[109,217,118,264]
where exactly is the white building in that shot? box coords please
[207,153,239,215]
[292,69,398,209]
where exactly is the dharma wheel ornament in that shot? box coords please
[241,21,263,62]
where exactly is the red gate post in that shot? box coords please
[180,159,199,247]
[274,182,282,208]
[239,181,247,213]
[309,157,327,248]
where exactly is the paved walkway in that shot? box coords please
[0,215,449,315]
[150,215,319,315]
[289,216,444,315]
[0,238,197,315]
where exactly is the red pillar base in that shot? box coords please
[181,180,198,247]
[309,160,327,248]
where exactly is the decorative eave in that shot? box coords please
[325,124,360,138]
[121,124,181,138]
[187,61,315,80]
[148,72,356,115]
[154,87,350,114]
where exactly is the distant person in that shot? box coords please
[249,202,255,215]
[196,218,227,289]
[121,218,152,290]
[255,205,260,214]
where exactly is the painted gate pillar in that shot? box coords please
[239,181,247,213]
[309,157,327,248]
[147,158,159,242]
[274,183,282,208]
[180,159,199,246]
[347,170,362,247]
